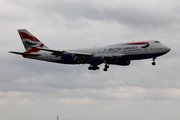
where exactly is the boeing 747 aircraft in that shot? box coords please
[9,29,171,71]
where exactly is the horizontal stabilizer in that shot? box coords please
[9,51,41,56]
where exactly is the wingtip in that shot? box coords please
[9,51,14,53]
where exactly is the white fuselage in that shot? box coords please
[28,40,170,65]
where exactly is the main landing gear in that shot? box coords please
[152,58,156,66]
[88,63,110,71]
[103,64,109,71]
[88,65,99,70]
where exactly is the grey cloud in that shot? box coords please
[1,0,180,120]
[2,56,179,95]
[36,1,180,28]
[8,0,180,28]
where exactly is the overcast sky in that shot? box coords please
[0,0,180,120]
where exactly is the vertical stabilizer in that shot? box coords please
[18,29,48,53]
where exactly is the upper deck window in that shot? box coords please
[155,41,160,43]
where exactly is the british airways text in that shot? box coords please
[108,46,138,51]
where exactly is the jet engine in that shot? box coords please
[62,53,75,61]
[92,56,104,63]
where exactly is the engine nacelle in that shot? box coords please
[62,53,75,61]
[93,56,104,63]
[116,60,131,66]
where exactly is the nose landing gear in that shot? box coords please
[152,58,156,66]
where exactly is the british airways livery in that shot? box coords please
[9,29,171,71]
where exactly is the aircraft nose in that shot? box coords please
[166,47,171,53]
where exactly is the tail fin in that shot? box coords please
[18,29,48,53]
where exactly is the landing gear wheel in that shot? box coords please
[152,62,156,66]
[88,65,100,70]
[103,68,107,71]
[88,66,92,70]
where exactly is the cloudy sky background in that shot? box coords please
[1,0,180,120]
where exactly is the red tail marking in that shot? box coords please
[24,48,40,54]
[24,43,44,54]
[39,43,44,47]
[19,32,40,42]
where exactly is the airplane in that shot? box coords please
[9,29,171,71]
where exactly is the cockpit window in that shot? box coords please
[155,41,160,43]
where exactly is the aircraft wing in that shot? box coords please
[34,47,93,57]
[34,47,124,64]
[68,51,92,57]
[35,47,124,57]
[94,54,124,60]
